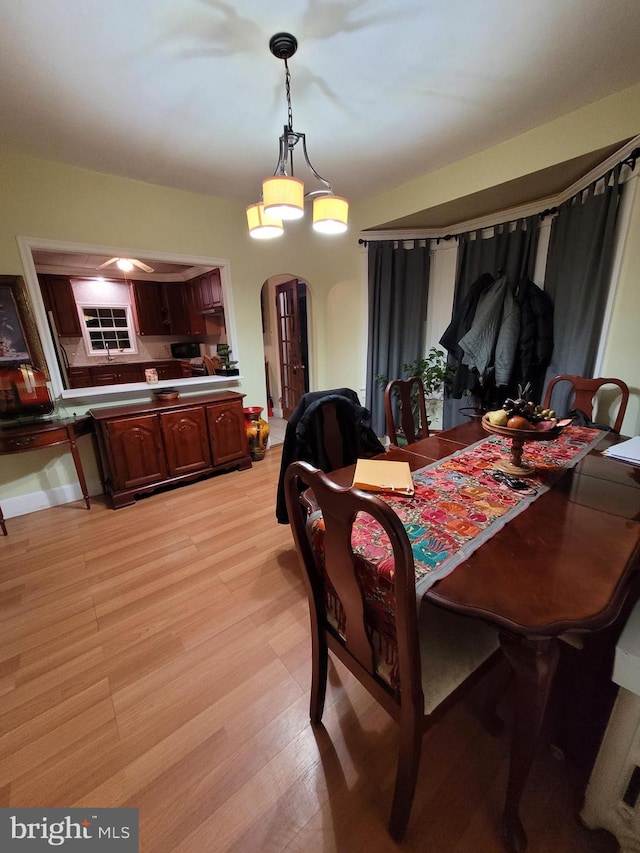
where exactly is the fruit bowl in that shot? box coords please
[481,415,564,476]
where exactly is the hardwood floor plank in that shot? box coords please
[0,447,617,852]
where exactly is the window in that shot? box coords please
[79,304,137,356]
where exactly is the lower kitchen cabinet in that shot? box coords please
[91,363,143,386]
[91,391,251,507]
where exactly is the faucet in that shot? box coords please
[106,344,115,362]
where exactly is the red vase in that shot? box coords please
[243,406,270,461]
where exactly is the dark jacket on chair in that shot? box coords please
[276,389,385,523]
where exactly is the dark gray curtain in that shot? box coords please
[443,216,539,428]
[365,240,430,436]
[543,168,624,416]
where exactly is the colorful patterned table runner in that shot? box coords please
[350,426,605,598]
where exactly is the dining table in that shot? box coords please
[330,418,640,851]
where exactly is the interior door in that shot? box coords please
[276,279,308,419]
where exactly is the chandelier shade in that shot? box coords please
[247,33,348,239]
[312,195,349,234]
[262,176,304,220]
[246,203,284,239]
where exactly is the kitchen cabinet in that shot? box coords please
[131,280,166,335]
[199,269,223,310]
[162,283,190,336]
[91,363,143,386]
[185,280,207,336]
[68,367,92,388]
[38,274,81,337]
[65,360,181,388]
[154,360,181,381]
[91,391,251,507]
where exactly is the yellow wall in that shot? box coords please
[348,82,640,433]
[2,81,640,511]
[0,150,353,502]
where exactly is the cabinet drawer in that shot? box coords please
[0,426,68,453]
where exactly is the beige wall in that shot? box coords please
[2,81,640,514]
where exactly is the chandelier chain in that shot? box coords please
[284,58,293,132]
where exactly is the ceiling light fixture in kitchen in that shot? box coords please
[246,33,349,239]
[97,257,155,274]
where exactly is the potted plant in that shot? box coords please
[376,347,450,437]
[214,344,240,377]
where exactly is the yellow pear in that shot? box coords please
[487,409,509,426]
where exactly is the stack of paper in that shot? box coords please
[352,458,414,495]
[603,436,640,466]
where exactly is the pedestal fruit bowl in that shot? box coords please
[481,385,568,476]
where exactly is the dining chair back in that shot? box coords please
[284,460,500,840]
[202,354,220,376]
[384,376,429,445]
[275,389,385,524]
[543,375,629,433]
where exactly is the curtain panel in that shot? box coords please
[443,216,540,428]
[543,167,624,417]
[365,240,430,436]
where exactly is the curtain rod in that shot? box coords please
[358,140,640,246]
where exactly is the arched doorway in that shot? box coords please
[261,275,310,423]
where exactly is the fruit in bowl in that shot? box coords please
[506,415,535,430]
[484,383,562,433]
[486,409,509,426]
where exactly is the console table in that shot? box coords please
[0,415,95,535]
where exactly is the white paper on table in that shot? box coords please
[603,436,640,465]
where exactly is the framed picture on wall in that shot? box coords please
[0,275,49,377]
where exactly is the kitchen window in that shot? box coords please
[79,304,137,356]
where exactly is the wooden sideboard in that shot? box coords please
[90,391,251,508]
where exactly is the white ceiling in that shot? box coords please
[2,0,640,228]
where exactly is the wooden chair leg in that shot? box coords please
[0,506,7,536]
[388,715,423,842]
[310,632,328,724]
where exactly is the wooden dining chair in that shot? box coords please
[275,389,385,524]
[543,375,629,432]
[384,376,429,445]
[202,354,221,375]
[284,461,500,841]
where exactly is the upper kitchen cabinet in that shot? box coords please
[38,274,81,336]
[130,280,167,336]
[162,283,190,336]
[185,280,207,336]
[199,269,223,311]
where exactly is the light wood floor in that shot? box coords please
[1,448,617,852]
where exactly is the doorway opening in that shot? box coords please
[261,275,310,444]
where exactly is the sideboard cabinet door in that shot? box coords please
[206,400,248,465]
[160,408,212,476]
[105,414,167,491]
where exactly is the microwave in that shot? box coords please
[170,342,201,359]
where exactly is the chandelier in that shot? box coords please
[246,33,349,239]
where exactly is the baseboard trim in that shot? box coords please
[2,482,102,520]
